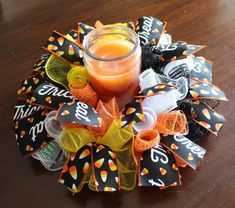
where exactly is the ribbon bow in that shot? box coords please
[58,100,137,192]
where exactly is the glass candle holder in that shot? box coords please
[83,25,141,110]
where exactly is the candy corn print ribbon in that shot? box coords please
[58,120,136,192]
[57,99,136,192]
[13,54,101,157]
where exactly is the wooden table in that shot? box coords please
[0,0,234,207]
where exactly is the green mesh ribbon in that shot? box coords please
[45,54,71,89]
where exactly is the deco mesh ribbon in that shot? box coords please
[13,16,227,193]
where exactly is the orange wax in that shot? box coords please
[86,39,141,110]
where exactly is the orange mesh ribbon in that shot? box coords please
[155,110,188,136]
[88,98,120,137]
[134,130,160,153]
[69,82,99,107]
[155,110,189,167]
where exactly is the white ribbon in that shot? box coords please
[32,140,66,172]
[32,111,67,171]
[163,57,193,78]
[139,68,160,91]
[139,68,181,115]
[133,107,157,132]
[142,90,178,115]
[45,111,63,142]
[158,34,172,45]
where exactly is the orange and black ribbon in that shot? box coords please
[17,71,46,97]
[138,144,181,188]
[161,135,206,170]
[13,55,60,157]
[56,101,101,127]
[31,82,74,110]
[67,30,79,41]
[179,99,226,135]
[32,53,50,74]
[13,99,43,122]
[179,80,227,135]
[12,16,228,192]
[190,57,213,83]
[187,82,227,101]
[78,22,94,44]
[13,108,52,157]
[142,42,205,71]
[121,84,176,127]
[59,144,119,192]
[14,71,102,156]
[44,31,83,65]
[135,16,166,46]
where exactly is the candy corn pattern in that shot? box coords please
[121,84,176,128]
[69,165,77,180]
[135,16,165,46]
[92,145,119,191]
[121,98,143,127]
[148,41,205,61]
[56,101,101,127]
[139,145,180,187]
[67,30,79,40]
[32,83,74,110]
[18,72,46,97]
[78,22,94,44]
[44,31,83,65]
[14,109,51,157]
[32,54,50,74]
[59,144,119,192]
[59,145,92,193]
[161,135,206,170]
[190,101,226,135]
[188,82,227,101]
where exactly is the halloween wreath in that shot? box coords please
[13,16,227,193]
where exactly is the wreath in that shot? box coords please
[13,16,227,193]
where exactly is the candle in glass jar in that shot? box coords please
[83,26,141,110]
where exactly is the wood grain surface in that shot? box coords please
[0,0,234,207]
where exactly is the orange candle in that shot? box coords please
[83,26,141,110]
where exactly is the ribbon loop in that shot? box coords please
[45,54,71,89]
[56,100,101,127]
[139,144,180,187]
[134,130,160,153]
[32,140,66,171]
[44,31,83,65]
[161,135,206,169]
[155,110,188,135]
[133,107,157,132]
[14,109,52,157]
[135,16,166,46]
[58,119,136,192]
[45,111,63,141]
[58,144,92,193]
